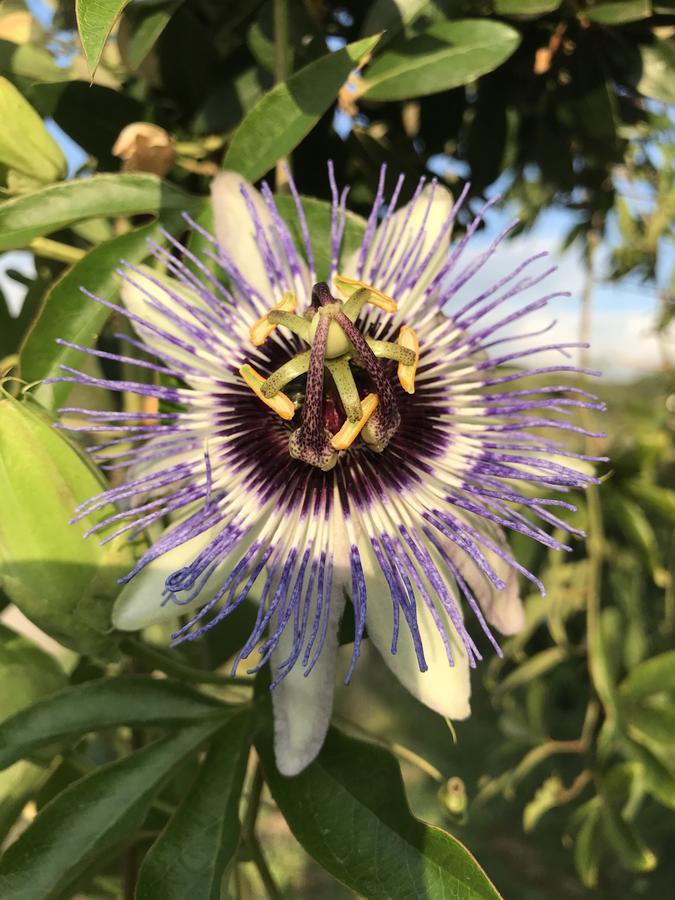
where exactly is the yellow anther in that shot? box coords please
[331,393,379,450]
[334,274,398,313]
[249,291,296,346]
[397,326,419,394]
[239,364,295,421]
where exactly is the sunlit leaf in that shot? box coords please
[638,38,675,104]
[0,77,66,183]
[0,174,200,252]
[619,650,675,699]
[362,19,521,101]
[582,0,651,24]
[0,396,133,657]
[76,0,130,74]
[223,34,380,182]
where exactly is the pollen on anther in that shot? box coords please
[331,393,379,450]
[239,364,295,420]
[334,274,398,312]
[249,291,296,346]
[397,326,419,394]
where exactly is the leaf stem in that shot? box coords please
[334,713,444,783]
[274,0,291,190]
[122,637,255,687]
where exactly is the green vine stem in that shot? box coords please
[122,637,255,687]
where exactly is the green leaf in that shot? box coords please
[606,491,665,584]
[362,19,521,101]
[0,396,133,657]
[136,708,254,900]
[0,39,67,83]
[76,0,131,74]
[274,193,366,282]
[495,0,561,14]
[0,719,224,900]
[582,1,651,24]
[0,77,66,182]
[257,724,502,900]
[20,213,194,409]
[619,650,675,699]
[600,801,657,873]
[122,0,183,70]
[0,173,200,252]
[0,676,229,770]
[624,737,675,809]
[574,800,601,888]
[621,701,675,746]
[359,0,432,45]
[638,38,675,104]
[0,625,67,842]
[223,34,380,182]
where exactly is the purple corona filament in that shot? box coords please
[52,164,605,699]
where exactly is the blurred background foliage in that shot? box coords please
[0,0,673,897]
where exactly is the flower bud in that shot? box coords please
[438,776,468,824]
[112,122,175,177]
[0,395,134,658]
[0,77,66,184]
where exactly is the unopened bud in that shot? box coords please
[112,122,175,177]
[438,776,468,823]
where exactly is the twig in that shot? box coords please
[241,761,284,900]
[274,0,291,191]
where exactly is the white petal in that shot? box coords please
[112,522,262,631]
[271,587,346,776]
[271,506,350,776]
[343,182,455,308]
[358,537,471,720]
